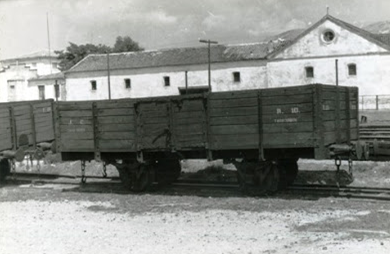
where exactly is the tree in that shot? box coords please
[55,36,143,71]
[113,36,144,53]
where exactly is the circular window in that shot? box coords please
[322,30,335,42]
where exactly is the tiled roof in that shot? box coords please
[371,33,390,46]
[29,72,64,81]
[67,43,270,73]
[1,50,58,62]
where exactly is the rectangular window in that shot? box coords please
[164,76,170,87]
[233,72,241,82]
[348,64,357,76]
[305,66,314,78]
[38,86,45,100]
[124,78,131,89]
[91,80,97,90]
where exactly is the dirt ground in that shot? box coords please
[1,158,390,253]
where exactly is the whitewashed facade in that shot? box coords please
[62,15,390,101]
[65,61,267,101]
[0,51,61,102]
[267,16,390,96]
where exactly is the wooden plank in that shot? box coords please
[262,112,314,123]
[60,117,93,125]
[262,85,314,96]
[140,123,169,134]
[323,110,358,121]
[14,114,31,121]
[61,132,94,140]
[99,132,135,140]
[209,106,258,117]
[174,116,206,126]
[99,123,135,132]
[61,140,94,151]
[36,132,55,143]
[59,110,92,118]
[209,115,257,126]
[209,90,257,100]
[32,101,52,109]
[99,140,136,150]
[138,110,168,119]
[173,100,204,112]
[210,134,258,149]
[0,109,10,118]
[58,102,93,110]
[0,120,10,129]
[35,125,55,135]
[208,97,258,108]
[60,125,93,133]
[263,132,314,147]
[13,106,30,116]
[141,116,170,124]
[263,122,313,133]
[211,124,258,135]
[174,123,204,133]
[323,131,354,145]
[97,116,134,124]
[15,118,32,127]
[98,108,134,116]
[262,94,313,105]
[138,102,168,112]
[96,100,134,109]
[174,111,205,120]
[323,120,358,132]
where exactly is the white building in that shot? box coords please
[52,15,390,101]
[64,44,269,101]
[267,15,390,96]
[0,51,61,102]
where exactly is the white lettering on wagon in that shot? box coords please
[274,118,298,123]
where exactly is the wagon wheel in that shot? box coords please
[261,163,280,193]
[155,158,181,185]
[277,159,298,188]
[0,159,11,182]
[131,164,154,192]
[116,163,133,189]
[116,161,153,192]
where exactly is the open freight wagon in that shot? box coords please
[55,84,359,192]
[0,99,56,180]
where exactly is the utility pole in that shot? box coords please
[46,12,52,74]
[199,39,218,92]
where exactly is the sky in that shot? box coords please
[0,0,390,59]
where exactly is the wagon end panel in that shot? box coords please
[321,85,359,146]
[208,90,259,150]
[261,85,315,149]
[0,105,12,152]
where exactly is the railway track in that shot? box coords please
[285,184,390,201]
[3,172,390,201]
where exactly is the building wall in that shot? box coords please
[273,20,387,59]
[65,61,267,100]
[0,58,60,102]
[267,54,390,95]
